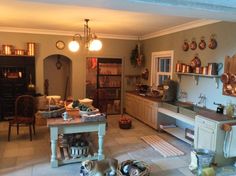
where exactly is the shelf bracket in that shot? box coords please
[177,74,181,83]
[213,77,219,88]
[193,76,199,85]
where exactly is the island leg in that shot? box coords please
[97,123,106,160]
[50,127,58,167]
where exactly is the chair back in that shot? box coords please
[15,95,36,119]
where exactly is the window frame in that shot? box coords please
[150,50,174,86]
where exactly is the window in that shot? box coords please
[151,50,174,86]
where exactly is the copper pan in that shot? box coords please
[221,62,230,84]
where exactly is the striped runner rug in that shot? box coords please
[141,135,184,157]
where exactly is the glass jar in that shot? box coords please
[226,102,234,117]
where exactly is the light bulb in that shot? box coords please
[68,40,80,52]
[89,39,102,51]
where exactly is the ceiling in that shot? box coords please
[0,0,235,39]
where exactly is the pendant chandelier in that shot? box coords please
[68,19,102,52]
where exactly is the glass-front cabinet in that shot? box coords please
[86,57,122,114]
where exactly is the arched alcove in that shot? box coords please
[43,54,72,100]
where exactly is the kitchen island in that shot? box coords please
[47,117,106,168]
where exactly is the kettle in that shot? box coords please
[208,63,223,75]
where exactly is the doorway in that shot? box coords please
[43,54,72,100]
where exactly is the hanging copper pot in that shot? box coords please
[182,40,189,51]
[198,37,206,50]
[190,38,197,50]
[208,35,217,49]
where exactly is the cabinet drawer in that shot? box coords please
[196,117,216,129]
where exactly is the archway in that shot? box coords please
[43,54,72,100]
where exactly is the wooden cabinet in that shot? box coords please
[125,92,159,129]
[194,115,236,166]
[0,56,35,119]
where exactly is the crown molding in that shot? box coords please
[0,27,139,40]
[141,19,221,40]
[0,19,220,41]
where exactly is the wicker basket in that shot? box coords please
[117,160,150,176]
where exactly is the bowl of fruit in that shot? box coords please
[119,116,132,129]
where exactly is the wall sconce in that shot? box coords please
[68,19,102,52]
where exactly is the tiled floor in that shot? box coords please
[0,114,195,176]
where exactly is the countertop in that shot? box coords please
[126,91,235,122]
[126,91,163,102]
[197,108,234,122]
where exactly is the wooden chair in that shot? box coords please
[8,95,36,141]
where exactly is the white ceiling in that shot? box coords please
[0,0,235,39]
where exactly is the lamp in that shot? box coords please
[68,19,102,52]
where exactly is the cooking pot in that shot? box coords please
[190,55,201,68]
[202,66,208,75]
[208,63,223,75]
[195,67,202,74]
[176,63,183,72]
[221,61,230,83]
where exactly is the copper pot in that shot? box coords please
[186,65,191,73]
[195,67,202,74]
[202,66,208,75]
[182,64,187,73]
[176,63,183,72]
[230,74,236,83]
[2,45,13,55]
[221,62,230,84]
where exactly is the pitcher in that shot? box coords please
[208,63,223,75]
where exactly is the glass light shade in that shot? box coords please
[89,39,102,51]
[68,40,80,52]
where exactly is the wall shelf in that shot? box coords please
[176,72,220,88]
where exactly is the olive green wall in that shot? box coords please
[0,32,141,99]
[143,21,236,109]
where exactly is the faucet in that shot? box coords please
[198,93,206,107]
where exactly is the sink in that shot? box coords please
[162,101,199,118]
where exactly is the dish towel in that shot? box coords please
[224,125,236,158]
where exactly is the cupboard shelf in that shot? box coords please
[176,72,220,88]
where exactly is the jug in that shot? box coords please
[208,63,223,75]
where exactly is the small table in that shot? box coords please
[47,117,106,168]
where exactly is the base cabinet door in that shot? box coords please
[194,116,216,151]
[125,93,158,129]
